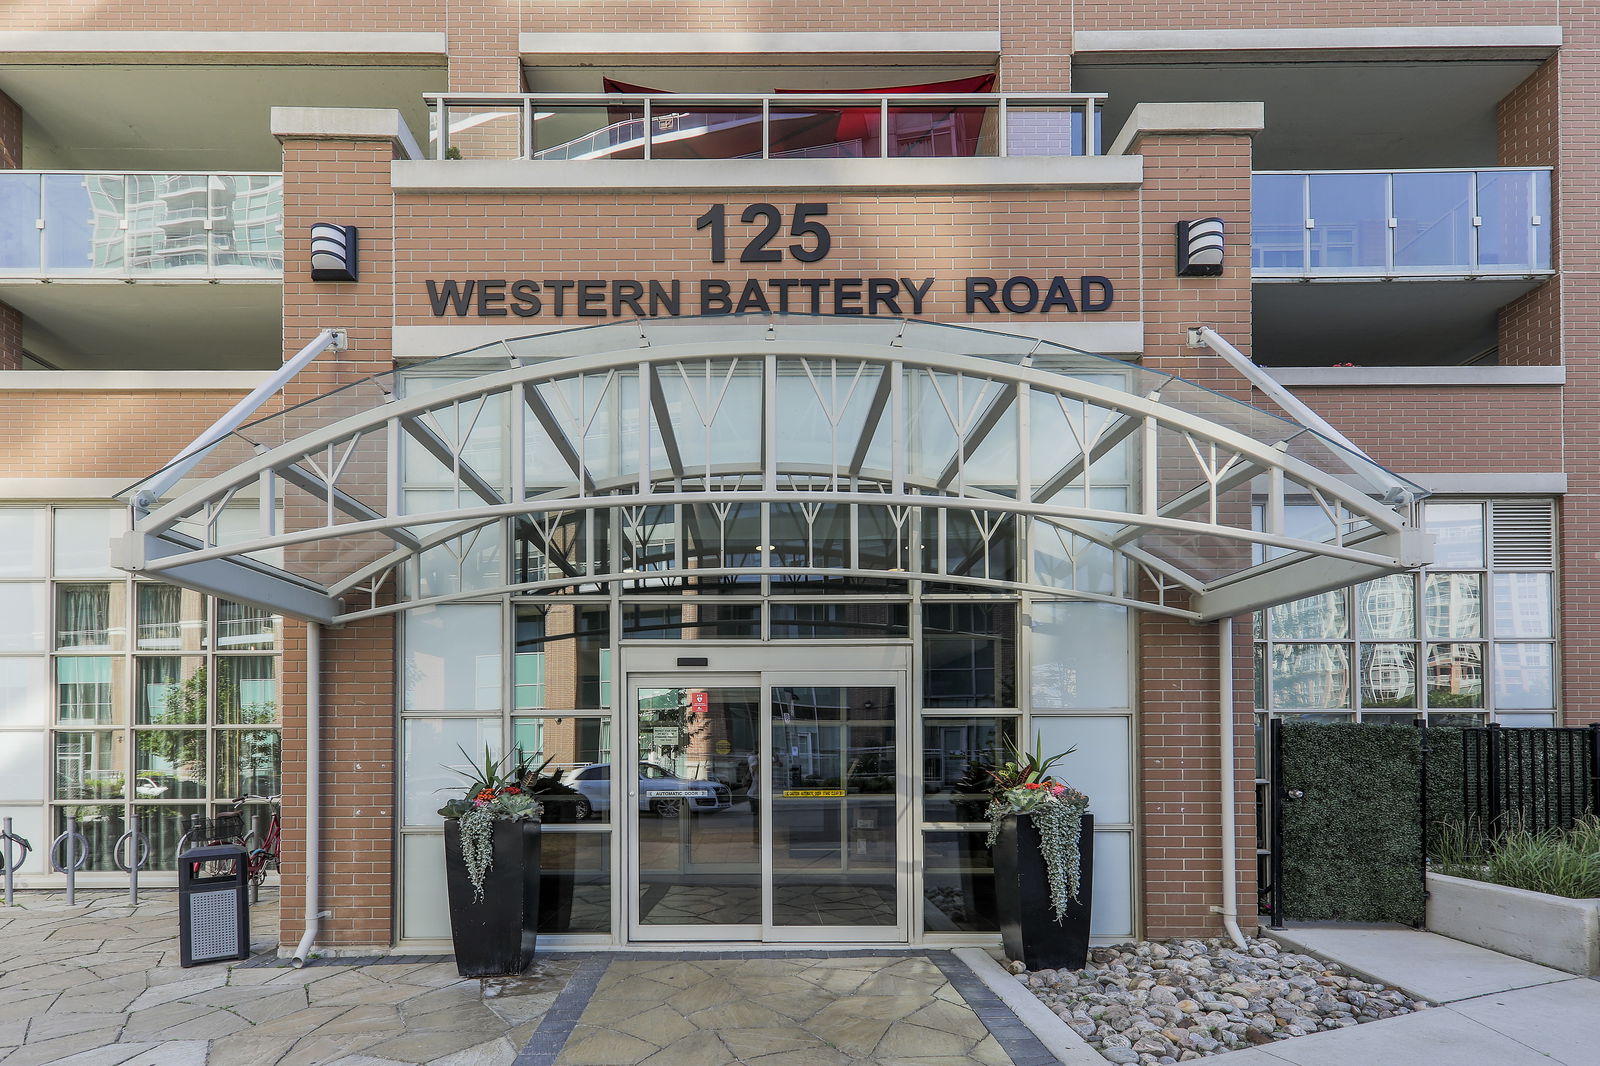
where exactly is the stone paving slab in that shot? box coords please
[0,890,579,1066]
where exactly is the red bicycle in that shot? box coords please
[177,794,281,893]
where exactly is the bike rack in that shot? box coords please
[113,809,152,906]
[1,817,33,907]
[49,816,88,906]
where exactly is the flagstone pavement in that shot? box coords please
[0,891,1058,1066]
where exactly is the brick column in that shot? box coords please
[1121,111,1262,938]
[272,108,406,952]
[1497,57,1561,367]
[999,0,1071,89]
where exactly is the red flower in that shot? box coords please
[474,789,496,803]
[502,786,523,795]
[1022,782,1043,790]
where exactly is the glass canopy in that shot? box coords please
[118,316,1429,624]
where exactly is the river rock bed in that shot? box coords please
[1011,936,1427,1063]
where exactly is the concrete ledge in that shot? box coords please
[1108,102,1264,156]
[273,107,422,160]
[1074,26,1561,63]
[0,31,448,64]
[394,154,1141,191]
[392,320,1146,360]
[520,31,1000,63]
[1427,871,1600,976]
[1267,366,1565,387]
[1410,473,1567,496]
[952,947,1105,1066]
[0,371,268,390]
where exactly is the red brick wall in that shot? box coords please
[276,130,401,950]
[1498,58,1561,367]
[1129,126,1258,939]
[0,390,249,476]
[0,302,20,371]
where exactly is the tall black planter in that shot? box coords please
[993,812,1094,971]
[443,818,541,977]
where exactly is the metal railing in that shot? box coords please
[0,171,284,279]
[1253,167,1553,279]
[425,92,1105,161]
[1464,723,1600,836]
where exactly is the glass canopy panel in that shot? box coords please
[121,317,1427,625]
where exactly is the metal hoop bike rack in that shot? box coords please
[48,815,89,906]
[1,817,34,907]
[112,810,152,905]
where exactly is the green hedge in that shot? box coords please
[1279,723,1424,924]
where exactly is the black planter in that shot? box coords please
[443,818,541,977]
[992,812,1094,971]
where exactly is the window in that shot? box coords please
[1254,499,1558,727]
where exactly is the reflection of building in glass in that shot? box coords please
[81,174,283,274]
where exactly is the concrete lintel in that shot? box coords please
[518,31,1000,62]
[1411,473,1567,496]
[0,478,234,501]
[0,370,269,390]
[1073,26,1561,63]
[273,107,422,160]
[0,31,448,65]
[393,320,1147,360]
[1108,101,1264,156]
[393,154,1142,191]
[1268,366,1565,387]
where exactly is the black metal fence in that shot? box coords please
[1462,723,1600,835]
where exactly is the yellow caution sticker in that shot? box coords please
[782,789,845,797]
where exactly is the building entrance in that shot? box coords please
[623,645,910,943]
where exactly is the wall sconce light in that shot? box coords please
[310,223,359,281]
[1176,218,1224,276]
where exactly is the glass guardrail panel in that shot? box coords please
[0,171,41,271]
[42,173,126,273]
[214,174,284,273]
[1003,106,1085,157]
[1393,171,1472,271]
[1478,169,1549,272]
[532,105,632,160]
[440,102,525,160]
[1308,172,1388,272]
[126,174,215,275]
[880,104,997,158]
[1251,173,1305,272]
[650,106,765,160]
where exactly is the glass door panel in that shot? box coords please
[632,683,762,937]
[768,684,900,939]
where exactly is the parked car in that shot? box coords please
[563,762,733,819]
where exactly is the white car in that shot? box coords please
[563,762,733,819]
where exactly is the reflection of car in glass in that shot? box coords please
[133,777,168,798]
[563,762,733,819]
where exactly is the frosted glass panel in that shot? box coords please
[401,717,499,825]
[0,806,46,870]
[1032,716,1132,824]
[1030,601,1129,709]
[404,604,502,711]
[401,833,450,939]
[53,509,125,577]
[1090,829,1133,939]
[0,508,47,576]
[0,731,45,801]
[0,584,47,652]
[0,658,48,726]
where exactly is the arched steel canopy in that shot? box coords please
[116,316,1430,624]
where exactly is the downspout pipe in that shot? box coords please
[292,621,322,966]
[1217,617,1248,949]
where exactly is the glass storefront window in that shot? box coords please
[134,656,203,724]
[1424,503,1485,568]
[135,584,206,652]
[1357,575,1414,638]
[57,657,120,724]
[1270,644,1350,709]
[921,716,1016,822]
[214,729,283,800]
[215,600,280,651]
[55,583,124,651]
[0,583,47,652]
[0,507,47,576]
[512,715,613,823]
[922,602,1016,708]
[1029,601,1129,709]
[404,603,502,711]
[514,604,611,709]
[769,601,910,639]
[922,830,998,933]
[52,509,123,578]
[1424,573,1481,639]
[134,730,207,800]
[1358,644,1417,708]
[0,657,48,728]
[215,657,278,724]
[1493,573,1553,638]
[1492,644,1555,710]
[1426,643,1484,708]
[539,832,612,934]
[1268,590,1348,640]
[401,718,499,825]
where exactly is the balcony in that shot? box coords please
[427,92,1104,161]
[1252,168,1551,281]
[1250,168,1555,367]
[0,171,283,280]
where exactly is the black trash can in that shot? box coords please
[178,843,250,967]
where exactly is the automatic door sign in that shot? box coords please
[783,789,846,797]
[646,790,706,798]
[651,727,679,748]
[688,690,710,713]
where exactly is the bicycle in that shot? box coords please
[176,794,281,894]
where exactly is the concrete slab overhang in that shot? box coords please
[115,316,1430,625]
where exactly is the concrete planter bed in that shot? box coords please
[1426,870,1600,975]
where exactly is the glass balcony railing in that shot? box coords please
[0,172,283,279]
[427,92,1105,161]
[1252,168,1552,279]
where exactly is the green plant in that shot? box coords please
[1436,815,1600,899]
[984,737,1089,922]
[444,146,463,160]
[436,745,542,903]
